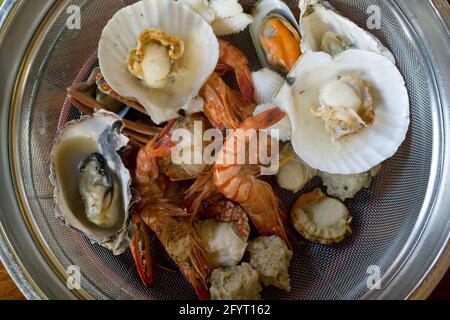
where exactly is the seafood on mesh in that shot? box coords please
[54,0,410,301]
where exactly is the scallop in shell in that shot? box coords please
[291,188,352,245]
[299,0,395,62]
[50,111,132,255]
[275,50,409,174]
[99,0,219,124]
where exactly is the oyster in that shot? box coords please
[299,0,395,62]
[50,111,132,255]
[99,0,219,124]
[251,0,302,74]
[291,188,352,245]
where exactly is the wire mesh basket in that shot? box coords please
[0,0,449,300]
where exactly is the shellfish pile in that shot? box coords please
[52,0,409,300]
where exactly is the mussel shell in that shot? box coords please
[250,0,302,75]
[258,13,301,74]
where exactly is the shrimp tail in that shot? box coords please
[241,107,286,131]
[179,243,211,300]
[235,66,255,104]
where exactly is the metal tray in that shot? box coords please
[0,0,449,300]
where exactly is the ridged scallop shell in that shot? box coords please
[275,50,409,174]
[99,0,219,124]
[299,0,395,62]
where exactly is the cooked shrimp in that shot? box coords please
[140,205,212,300]
[218,39,254,103]
[200,73,254,131]
[135,121,212,299]
[135,120,176,208]
[214,108,290,245]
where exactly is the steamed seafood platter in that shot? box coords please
[51,0,411,300]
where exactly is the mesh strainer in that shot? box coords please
[0,0,449,300]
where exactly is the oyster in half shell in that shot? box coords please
[298,0,395,62]
[50,111,132,255]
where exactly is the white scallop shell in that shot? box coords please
[212,13,254,36]
[275,50,409,174]
[179,0,216,24]
[299,0,395,62]
[99,0,219,124]
[252,68,285,105]
[209,0,243,20]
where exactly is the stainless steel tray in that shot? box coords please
[0,0,449,300]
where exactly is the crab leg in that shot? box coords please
[130,214,154,287]
[67,83,158,139]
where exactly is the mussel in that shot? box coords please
[251,0,302,74]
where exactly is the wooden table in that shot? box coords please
[0,260,448,300]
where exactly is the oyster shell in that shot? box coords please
[50,111,132,255]
[250,0,301,74]
[291,188,352,245]
[99,0,219,124]
[299,0,395,62]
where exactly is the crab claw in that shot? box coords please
[130,215,154,287]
